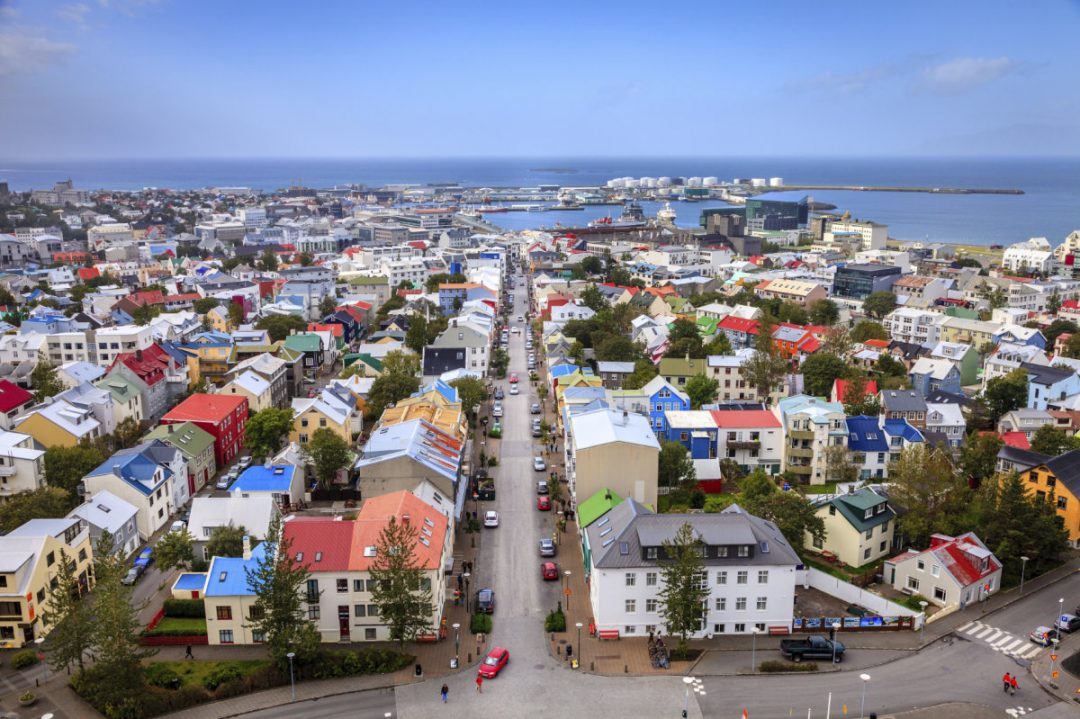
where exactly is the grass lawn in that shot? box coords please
[802,481,839,495]
[150,617,207,635]
[156,660,270,689]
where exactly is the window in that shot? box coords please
[646,547,657,560]
[625,573,636,587]
[863,547,871,560]
[882,520,890,533]
[249,606,265,621]
[863,509,873,520]
[716,571,727,585]
[646,599,658,612]
[714,623,726,633]
[906,576,920,591]
[1058,495,1069,510]
[252,630,265,643]
[365,628,377,640]
[306,579,320,601]
[813,536,823,549]
[828,505,836,516]
[734,623,746,633]
[368,604,379,617]
[354,604,366,617]
[46,551,55,566]
[625,600,636,613]
[736,571,748,585]
[715,597,727,611]
[78,549,87,562]
[737,545,749,558]
[717,546,728,558]
[337,579,348,593]
[865,528,873,540]
[216,606,232,621]
[934,587,947,602]
[756,597,767,611]
[916,560,925,571]
[353,579,364,592]
[757,570,768,584]
[219,630,234,644]
[308,605,320,620]
[735,597,747,611]
[646,572,657,586]
[879,540,887,552]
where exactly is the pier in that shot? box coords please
[755,185,1024,195]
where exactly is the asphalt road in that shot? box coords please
[244,687,397,718]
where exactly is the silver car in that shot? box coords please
[533,456,546,471]
[539,538,556,557]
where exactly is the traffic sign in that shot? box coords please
[564,588,571,596]
[1052,670,1059,679]
[1051,654,1058,662]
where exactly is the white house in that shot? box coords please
[187,494,279,561]
[884,532,1002,610]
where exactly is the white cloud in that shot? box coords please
[795,63,897,95]
[0,28,76,76]
[920,56,1018,95]
[57,2,92,26]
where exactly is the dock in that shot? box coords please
[755,185,1024,196]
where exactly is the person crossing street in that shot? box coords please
[1002,672,1011,692]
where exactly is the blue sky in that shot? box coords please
[1,0,1078,159]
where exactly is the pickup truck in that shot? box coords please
[780,635,845,663]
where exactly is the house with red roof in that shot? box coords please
[711,409,784,475]
[0,379,34,429]
[884,532,1002,609]
[280,490,451,642]
[107,344,183,421]
[160,393,248,467]
[77,267,101,282]
[717,315,760,349]
[831,378,879,405]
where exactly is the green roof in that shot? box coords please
[145,421,216,458]
[696,316,719,335]
[95,375,140,403]
[348,275,388,286]
[577,488,624,529]
[827,488,895,533]
[283,333,322,353]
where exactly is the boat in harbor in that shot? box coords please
[656,202,677,224]
[588,202,647,229]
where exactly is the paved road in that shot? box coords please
[243,687,397,718]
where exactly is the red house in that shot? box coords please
[160,393,249,467]
[0,380,34,429]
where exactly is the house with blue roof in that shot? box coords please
[229,465,304,508]
[203,541,269,645]
[846,416,890,480]
[83,443,178,540]
[883,419,925,462]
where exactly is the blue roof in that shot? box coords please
[203,543,268,597]
[846,416,889,452]
[563,387,606,401]
[86,451,169,495]
[230,465,297,493]
[175,572,208,591]
[433,378,458,403]
[550,364,581,379]
[883,418,924,443]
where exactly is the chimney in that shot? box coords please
[242,535,251,561]
[402,513,410,526]
[167,424,173,434]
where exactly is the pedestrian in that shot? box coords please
[185,645,194,660]
[1010,675,1019,695]
[475,674,483,693]
[441,683,449,703]
[1001,672,1011,692]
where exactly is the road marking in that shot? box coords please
[957,621,974,632]
[986,630,1004,643]
[1016,644,1042,659]
[974,626,995,639]
[999,638,1025,652]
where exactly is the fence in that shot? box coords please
[793,567,922,632]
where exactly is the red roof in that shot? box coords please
[1062,299,1080,310]
[308,323,343,337]
[78,268,100,280]
[0,380,33,414]
[162,393,247,424]
[863,339,890,349]
[1000,431,1030,449]
[284,517,355,572]
[130,290,166,307]
[710,409,781,429]
[798,337,822,353]
[834,379,878,402]
[110,344,173,386]
[931,533,1000,587]
[164,293,200,302]
[717,316,760,334]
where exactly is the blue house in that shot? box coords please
[1021,361,1080,410]
[230,465,304,507]
[908,358,962,398]
[609,375,690,435]
[846,416,890,480]
[994,326,1046,349]
[664,410,719,459]
[883,419,924,461]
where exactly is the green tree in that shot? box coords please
[850,321,889,343]
[90,530,155,679]
[888,445,970,548]
[246,517,322,667]
[777,301,809,326]
[800,352,848,398]
[43,548,93,673]
[299,252,314,267]
[109,417,143,452]
[245,407,295,459]
[155,528,195,570]
[404,314,428,355]
[1063,333,1080,359]
[862,292,897,319]
[449,376,489,420]
[258,249,279,272]
[256,314,307,341]
[193,297,220,314]
[742,350,789,404]
[874,354,907,378]
[1042,318,1076,347]
[367,372,421,420]
[960,431,1003,486]
[490,347,510,378]
[580,284,607,312]
[622,358,658,390]
[656,523,711,658]
[684,374,719,409]
[1029,424,1080,457]
[1047,289,1062,315]
[0,487,72,532]
[424,272,466,292]
[369,516,434,647]
[228,301,245,326]
[318,294,338,318]
[31,360,64,401]
[381,349,420,377]
[703,332,733,356]
[206,524,248,558]
[131,303,161,325]
[580,256,603,275]
[303,428,351,489]
[658,440,696,489]
[842,373,881,416]
[983,368,1028,422]
[594,334,641,363]
[808,298,840,326]
[737,471,825,551]
[44,445,106,495]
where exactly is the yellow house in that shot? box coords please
[0,517,95,647]
[806,487,896,567]
[290,386,358,445]
[178,343,237,385]
[205,305,232,333]
[1020,451,1080,546]
[221,370,274,413]
[938,317,998,348]
[14,400,105,448]
[202,542,267,646]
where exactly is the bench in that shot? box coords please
[900,586,915,596]
[598,630,620,641]
[768,626,790,636]
[416,632,439,643]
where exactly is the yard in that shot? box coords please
[150,659,270,690]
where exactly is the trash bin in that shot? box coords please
[414,663,423,677]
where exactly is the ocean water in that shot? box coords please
[2,157,1077,246]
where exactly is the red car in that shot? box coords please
[509,373,519,384]
[541,561,559,581]
[537,495,551,511]
[478,646,509,678]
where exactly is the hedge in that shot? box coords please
[10,649,39,670]
[759,660,818,673]
[544,608,566,632]
[163,599,206,618]
[470,613,492,634]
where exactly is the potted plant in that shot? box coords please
[18,691,35,707]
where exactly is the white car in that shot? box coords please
[533,456,547,472]
[484,510,499,528]
[169,520,187,534]
[493,402,503,418]
[237,456,252,470]
[510,385,520,395]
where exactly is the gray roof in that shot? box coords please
[597,361,635,374]
[881,389,927,412]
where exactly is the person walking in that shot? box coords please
[475,674,484,693]
[1009,675,1019,695]
[441,683,449,703]
[185,645,194,660]
[1002,672,1011,692]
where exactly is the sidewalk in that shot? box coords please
[1030,626,1080,706]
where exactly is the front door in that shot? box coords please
[338,606,350,639]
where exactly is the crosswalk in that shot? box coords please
[1005,707,1035,717]
[956,621,1043,659]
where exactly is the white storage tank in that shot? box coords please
[703,176,718,187]
[750,178,767,187]
[686,177,703,187]
[769,177,784,187]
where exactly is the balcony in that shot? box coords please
[728,440,760,450]
[788,447,814,458]
[0,465,15,477]
[787,465,812,476]
[790,430,815,441]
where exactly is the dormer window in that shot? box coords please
[876,503,885,514]
[863,509,873,519]
[645,547,657,559]
[737,545,749,558]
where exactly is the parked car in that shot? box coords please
[169,520,187,534]
[1030,626,1063,646]
[492,403,503,418]
[484,510,500,528]
[538,538,556,557]
[533,457,546,472]
[476,588,495,613]
[478,647,509,678]
[494,387,504,400]
[1055,614,1080,633]
[121,566,144,586]
[541,561,559,581]
[517,315,524,322]
[215,473,234,490]
[537,479,549,495]
[237,456,252,470]
[537,495,551,511]
[530,403,541,414]
[134,547,154,568]
[780,635,845,663]
[511,384,520,396]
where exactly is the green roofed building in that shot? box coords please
[145,421,218,494]
[578,488,624,529]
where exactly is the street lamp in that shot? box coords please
[287,651,296,702]
[682,676,695,719]
[831,622,840,665]
[35,637,47,683]
[918,601,928,643]
[1057,597,1065,633]
[564,570,572,610]
[463,572,471,615]
[1019,555,1029,595]
[859,673,871,718]
[452,622,461,662]
[751,627,760,673]
[575,621,583,664]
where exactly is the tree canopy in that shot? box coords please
[255,314,307,342]
[800,352,848,398]
[658,440,696,489]
[684,374,719,409]
[862,292,897,319]
[370,516,433,646]
[245,407,295,459]
[303,428,352,488]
